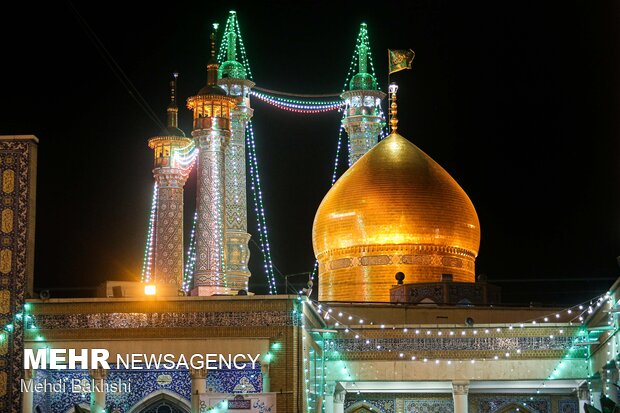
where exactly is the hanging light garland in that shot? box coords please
[306,293,611,367]
[171,141,198,171]
[251,91,344,114]
[252,90,342,106]
[300,293,617,411]
[140,182,158,283]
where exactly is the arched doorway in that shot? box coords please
[128,391,191,413]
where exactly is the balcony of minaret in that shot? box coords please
[341,89,386,165]
[218,77,255,109]
[187,96,233,131]
[148,136,191,175]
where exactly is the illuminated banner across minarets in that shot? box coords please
[218,24,255,293]
[188,31,237,296]
[147,74,191,291]
[341,23,386,166]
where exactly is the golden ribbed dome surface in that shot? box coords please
[313,133,481,302]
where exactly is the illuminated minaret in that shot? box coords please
[218,11,254,292]
[187,28,237,296]
[342,23,386,166]
[147,74,191,290]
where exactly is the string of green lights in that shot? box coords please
[251,90,344,113]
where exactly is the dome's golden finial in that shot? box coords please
[388,83,399,133]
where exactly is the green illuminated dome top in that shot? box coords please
[218,60,247,80]
[349,72,377,91]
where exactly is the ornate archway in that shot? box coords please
[349,408,374,413]
[128,390,191,413]
[346,401,385,413]
[496,402,535,413]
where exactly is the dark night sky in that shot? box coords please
[2,1,620,304]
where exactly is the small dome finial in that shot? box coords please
[210,23,219,61]
[170,72,178,106]
[166,73,180,130]
[389,83,399,134]
[163,73,185,136]
[206,23,220,86]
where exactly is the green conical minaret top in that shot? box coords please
[349,23,377,91]
[219,11,247,80]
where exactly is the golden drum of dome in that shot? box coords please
[313,133,481,302]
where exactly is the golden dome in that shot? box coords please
[313,133,480,302]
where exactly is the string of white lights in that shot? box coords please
[299,292,609,388]
[246,121,278,293]
[299,293,614,412]
[182,210,198,293]
[140,182,158,283]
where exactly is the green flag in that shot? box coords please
[388,49,415,74]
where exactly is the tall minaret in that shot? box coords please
[218,11,255,293]
[147,74,191,291]
[342,23,386,166]
[187,28,237,296]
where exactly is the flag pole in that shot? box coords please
[388,49,392,132]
